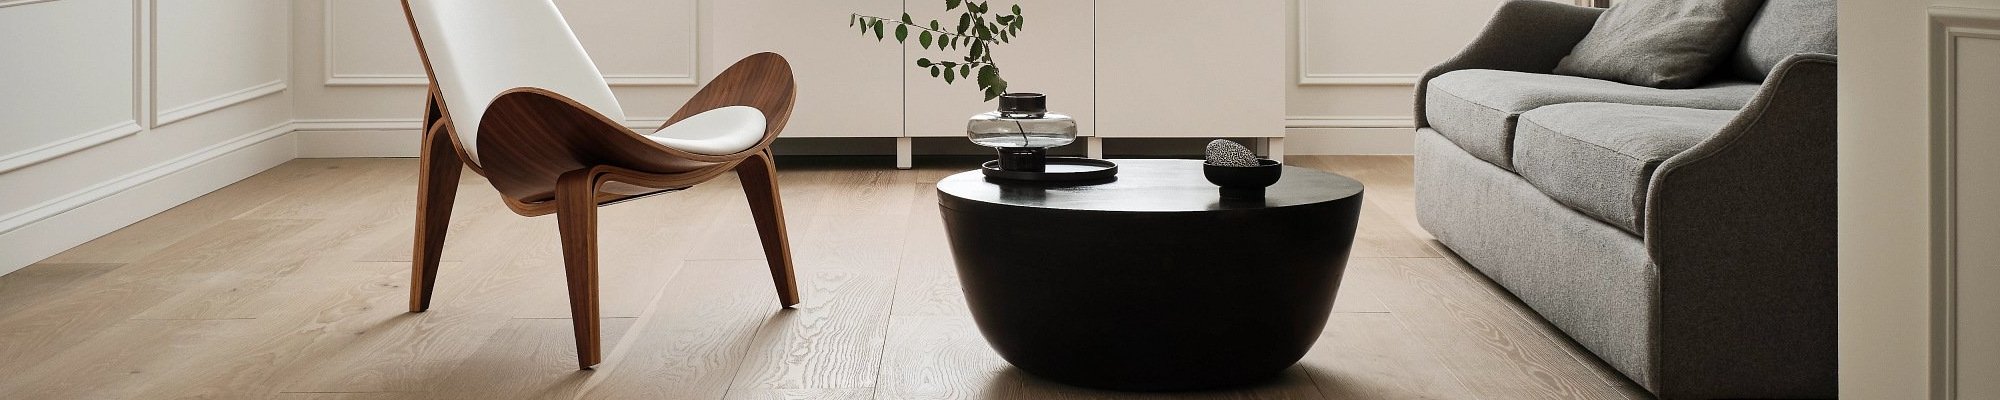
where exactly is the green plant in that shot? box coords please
[851,0,1024,101]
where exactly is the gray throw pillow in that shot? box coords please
[1729,0,1836,80]
[1553,0,1765,89]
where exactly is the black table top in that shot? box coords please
[936,159,1364,213]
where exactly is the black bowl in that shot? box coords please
[1203,159,1282,198]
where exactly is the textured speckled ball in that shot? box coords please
[1205,139,1260,167]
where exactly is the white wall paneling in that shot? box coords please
[320,0,700,87]
[1294,0,1490,86]
[1931,7,2000,399]
[1096,0,1285,139]
[710,0,905,138]
[1,0,297,275]
[153,0,288,127]
[0,0,141,173]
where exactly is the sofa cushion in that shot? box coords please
[1425,69,1759,171]
[1730,0,1837,80]
[1553,0,1765,88]
[1513,103,1736,234]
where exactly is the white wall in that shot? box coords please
[0,0,297,274]
[290,0,1502,157]
[1841,0,2000,398]
[1287,0,1507,154]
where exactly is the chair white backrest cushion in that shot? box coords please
[406,0,627,165]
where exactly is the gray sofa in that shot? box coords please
[1412,1,1835,399]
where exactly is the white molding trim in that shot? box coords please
[0,120,296,275]
[1286,115,1415,129]
[0,121,145,174]
[1294,0,1422,86]
[291,118,424,132]
[1929,6,2000,400]
[0,0,61,9]
[153,79,287,127]
[320,0,700,87]
[0,121,296,274]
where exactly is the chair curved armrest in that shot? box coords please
[663,52,798,150]
[1638,53,1838,399]
[1414,0,1603,127]
[478,87,732,202]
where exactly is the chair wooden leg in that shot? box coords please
[737,150,801,308]
[411,125,462,312]
[555,169,604,369]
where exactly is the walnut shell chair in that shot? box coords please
[399,0,800,369]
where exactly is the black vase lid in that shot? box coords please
[998,93,1047,114]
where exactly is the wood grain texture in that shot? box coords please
[401,33,802,367]
[0,156,1653,399]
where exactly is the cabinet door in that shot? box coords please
[1094,0,1285,138]
[903,0,1095,138]
[710,0,903,137]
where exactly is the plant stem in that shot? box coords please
[853,13,998,44]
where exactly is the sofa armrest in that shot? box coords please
[1640,53,1838,399]
[1413,0,1604,128]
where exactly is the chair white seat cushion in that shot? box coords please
[646,106,766,155]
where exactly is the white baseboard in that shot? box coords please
[0,122,298,275]
[297,129,421,158]
[1284,127,1416,155]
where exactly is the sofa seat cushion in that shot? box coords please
[1513,103,1736,234]
[1425,69,1759,171]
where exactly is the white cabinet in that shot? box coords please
[713,0,1284,166]
[1095,0,1286,140]
[709,0,904,138]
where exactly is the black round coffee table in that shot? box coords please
[936,159,1364,391]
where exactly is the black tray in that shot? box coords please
[982,157,1118,182]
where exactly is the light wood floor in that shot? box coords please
[0,156,1651,399]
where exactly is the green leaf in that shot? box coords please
[944,71,956,84]
[901,13,914,25]
[961,64,973,78]
[895,24,908,42]
[930,66,941,77]
[916,57,932,67]
[930,20,942,31]
[850,14,857,27]
[946,0,961,11]
[1012,4,1022,14]
[957,13,971,34]
[919,31,934,48]
[968,40,984,60]
[977,64,1000,89]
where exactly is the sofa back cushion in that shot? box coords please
[1729,0,1837,81]
[1553,0,1764,89]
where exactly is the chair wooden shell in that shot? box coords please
[399,0,800,369]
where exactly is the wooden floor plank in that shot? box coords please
[0,262,124,319]
[723,388,877,400]
[579,260,788,400]
[1352,257,1639,399]
[140,261,420,399]
[728,266,897,390]
[425,317,638,400]
[1298,313,1477,400]
[0,219,315,374]
[0,319,260,399]
[0,156,1652,399]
